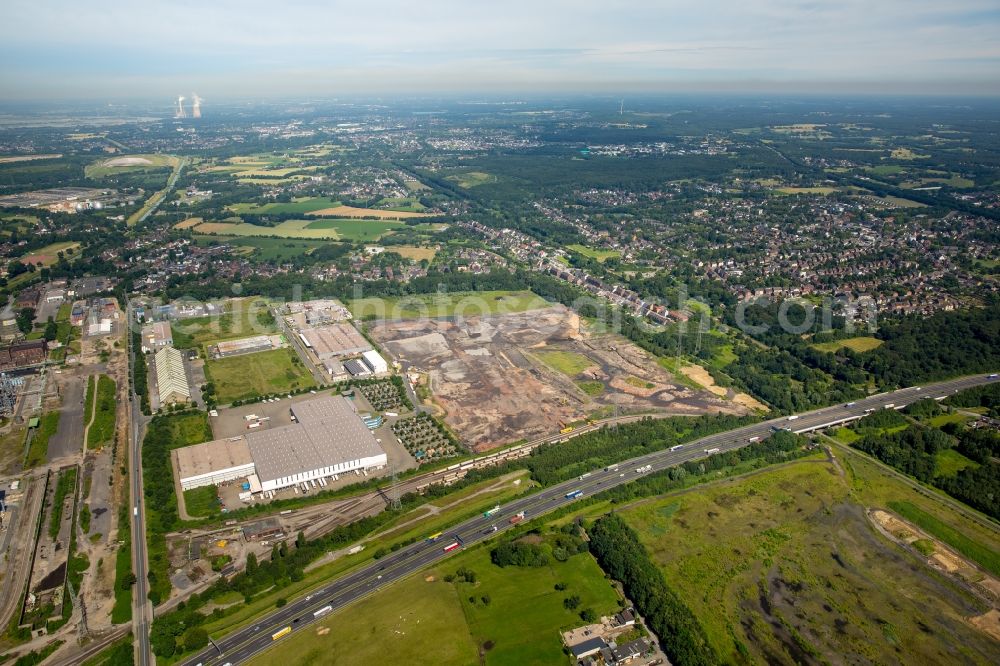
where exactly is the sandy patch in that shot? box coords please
[680,363,768,411]
[308,205,432,220]
[680,364,726,397]
[969,610,1000,643]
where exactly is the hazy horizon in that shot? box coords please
[2,0,999,101]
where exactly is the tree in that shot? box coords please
[563,595,581,610]
[246,552,258,575]
[579,608,597,623]
[15,307,34,334]
[43,317,58,342]
[183,626,208,651]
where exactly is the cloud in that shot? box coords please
[1,0,998,98]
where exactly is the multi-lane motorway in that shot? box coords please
[181,373,997,666]
[126,301,153,666]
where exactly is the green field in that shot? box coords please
[192,236,341,261]
[811,336,884,353]
[183,485,220,518]
[565,244,621,262]
[302,218,404,240]
[170,298,277,351]
[377,197,426,212]
[619,455,1000,664]
[86,375,117,449]
[934,448,980,477]
[534,350,595,377]
[448,171,495,188]
[348,290,551,320]
[191,218,404,241]
[227,197,342,215]
[204,348,314,403]
[251,544,620,666]
[576,380,605,396]
[25,411,60,468]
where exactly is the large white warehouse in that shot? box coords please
[174,395,387,493]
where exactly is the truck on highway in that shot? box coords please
[988,374,998,379]
[272,626,292,641]
[704,447,720,454]
[443,541,461,552]
[509,511,526,524]
[565,489,584,499]
[578,472,591,481]
[635,464,652,474]
[133,506,138,517]
[787,415,799,421]
[748,436,760,443]
[883,403,896,409]
[314,605,333,618]
[604,465,619,472]
[426,532,443,542]
[244,414,258,421]
[559,426,574,434]
[483,505,501,518]
[669,444,684,451]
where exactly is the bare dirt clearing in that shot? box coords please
[371,306,740,450]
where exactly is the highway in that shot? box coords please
[126,301,153,666]
[181,373,997,666]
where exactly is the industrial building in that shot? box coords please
[173,436,255,490]
[154,346,191,405]
[210,335,276,358]
[174,395,387,494]
[141,321,173,352]
[299,322,370,360]
[0,340,47,370]
[361,349,388,374]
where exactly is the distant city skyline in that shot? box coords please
[2,0,999,99]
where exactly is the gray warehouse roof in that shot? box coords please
[246,395,385,483]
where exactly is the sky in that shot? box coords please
[2,0,999,100]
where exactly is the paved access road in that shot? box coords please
[182,373,998,666]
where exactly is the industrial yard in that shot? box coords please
[373,305,740,450]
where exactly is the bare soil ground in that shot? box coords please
[679,363,768,411]
[373,306,740,450]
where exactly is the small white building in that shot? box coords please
[361,349,388,375]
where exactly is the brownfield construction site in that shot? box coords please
[370,304,742,451]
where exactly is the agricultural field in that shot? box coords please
[900,175,975,189]
[565,244,621,262]
[204,348,314,403]
[306,204,433,220]
[810,336,884,353]
[386,245,437,262]
[890,147,930,160]
[251,540,620,666]
[377,196,426,212]
[192,235,340,261]
[85,153,178,178]
[227,196,342,215]
[775,186,838,195]
[349,290,550,320]
[618,451,1000,664]
[170,297,278,351]
[183,218,405,241]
